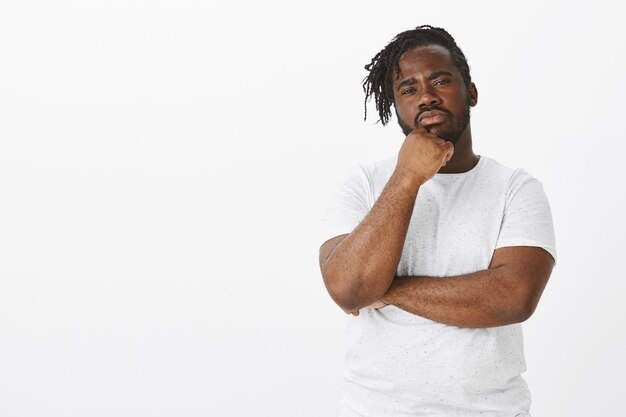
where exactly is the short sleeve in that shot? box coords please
[495,170,557,263]
[320,165,372,244]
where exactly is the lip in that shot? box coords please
[418,110,448,126]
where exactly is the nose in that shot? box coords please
[417,87,441,109]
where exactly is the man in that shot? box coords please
[319,26,556,416]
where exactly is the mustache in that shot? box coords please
[414,106,452,126]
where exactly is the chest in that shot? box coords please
[397,182,506,277]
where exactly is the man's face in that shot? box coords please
[392,45,477,143]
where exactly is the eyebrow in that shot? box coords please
[396,71,454,91]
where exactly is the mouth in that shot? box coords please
[417,110,449,127]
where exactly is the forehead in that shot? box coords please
[394,44,458,81]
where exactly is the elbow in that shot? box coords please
[516,298,540,323]
[321,265,362,312]
[490,290,539,326]
[493,270,547,325]
[502,292,541,325]
[333,293,361,313]
[505,305,532,325]
[515,280,546,322]
[321,260,377,312]
[319,246,395,312]
[327,286,361,313]
[491,304,532,326]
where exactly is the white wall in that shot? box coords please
[1,1,624,416]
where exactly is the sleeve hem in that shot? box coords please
[495,238,557,264]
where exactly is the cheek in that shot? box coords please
[395,103,415,122]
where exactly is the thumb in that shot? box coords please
[410,123,428,136]
[444,142,455,162]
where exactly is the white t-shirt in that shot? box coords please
[321,155,556,417]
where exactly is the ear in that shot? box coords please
[468,82,478,107]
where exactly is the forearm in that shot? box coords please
[321,170,421,311]
[381,266,534,328]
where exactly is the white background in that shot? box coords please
[1,1,624,416]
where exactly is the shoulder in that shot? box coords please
[477,156,516,181]
[346,155,397,202]
[478,156,545,196]
[490,159,556,262]
[358,155,397,182]
[326,155,395,209]
[503,167,548,207]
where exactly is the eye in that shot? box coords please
[434,79,450,86]
[401,88,416,95]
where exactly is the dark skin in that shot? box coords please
[319,45,554,327]
[393,44,478,173]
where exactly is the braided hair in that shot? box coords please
[363,25,472,125]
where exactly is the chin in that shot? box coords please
[425,125,455,141]
[424,124,442,134]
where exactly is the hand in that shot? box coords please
[364,300,388,309]
[344,300,389,317]
[395,124,454,187]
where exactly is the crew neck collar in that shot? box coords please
[435,155,483,178]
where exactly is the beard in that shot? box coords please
[396,101,471,144]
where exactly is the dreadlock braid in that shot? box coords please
[362,25,472,125]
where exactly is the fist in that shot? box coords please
[365,300,388,309]
[395,125,454,186]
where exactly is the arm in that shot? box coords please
[319,173,419,313]
[378,246,555,327]
[319,127,454,313]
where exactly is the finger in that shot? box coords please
[410,123,428,135]
[444,143,454,161]
[409,124,437,139]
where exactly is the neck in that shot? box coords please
[437,126,479,174]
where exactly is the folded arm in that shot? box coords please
[319,171,420,313]
[319,127,455,314]
[378,246,554,327]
